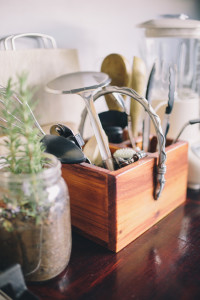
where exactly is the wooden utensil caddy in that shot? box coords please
[61,137,188,253]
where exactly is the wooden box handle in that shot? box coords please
[93,86,167,200]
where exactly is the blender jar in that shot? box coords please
[138,14,200,189]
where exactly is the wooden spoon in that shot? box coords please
[101,53,131,111]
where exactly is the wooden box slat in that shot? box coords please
[62,163,110,244]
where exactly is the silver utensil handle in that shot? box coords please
[78,90,137,149]
[93,85,166,200]
[2,33,57,50]
[78,90,125,136]
[142,113,150,152]
[162,114,170,138]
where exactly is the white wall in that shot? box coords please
[0,0,199,71]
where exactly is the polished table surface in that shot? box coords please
[28,189,200,300]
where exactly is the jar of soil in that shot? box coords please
[0,153,71,282]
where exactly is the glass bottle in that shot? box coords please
[0,153,71,282]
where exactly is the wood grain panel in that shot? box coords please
[62,163,110,243]
[115,142,188,252]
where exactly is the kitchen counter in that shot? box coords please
[28,189,200,300]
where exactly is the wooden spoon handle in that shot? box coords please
[130,56,146,137]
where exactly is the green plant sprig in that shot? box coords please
[1,73,45,174]
[0,73,48,231]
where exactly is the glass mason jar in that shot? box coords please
[0,153,71,282]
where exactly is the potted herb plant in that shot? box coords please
[0,74,71,281]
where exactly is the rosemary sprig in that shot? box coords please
[0,73,48,231]
[1,73,44,174]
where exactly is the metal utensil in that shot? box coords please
[46,71,114,170]
[142,62,156,151]
[162,65,176,138]
[173,118,200,144]
[78,88,137,149]
[85,85,166,199]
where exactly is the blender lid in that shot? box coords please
[138,14,200,38]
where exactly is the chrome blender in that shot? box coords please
[138,14,200,189]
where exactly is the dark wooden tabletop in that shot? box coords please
[28,189,200,300]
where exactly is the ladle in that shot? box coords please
[45,71,114,170]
